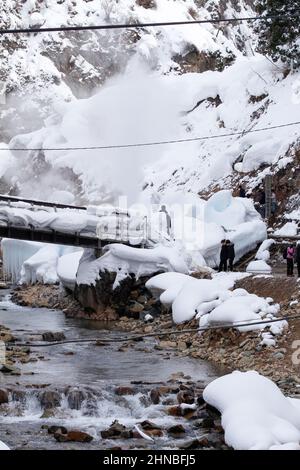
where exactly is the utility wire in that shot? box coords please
[1,121,299,153]
[0,14,298,35]
[13,314,298,348]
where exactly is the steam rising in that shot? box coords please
[7,61,186,204]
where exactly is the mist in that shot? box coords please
[7,60,186,205]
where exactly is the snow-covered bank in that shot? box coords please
[203,371,300,450]
[146,271,287,343]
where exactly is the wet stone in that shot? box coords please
[0,389,9,404]
[42,331,66,342]
[149,388,161,404]
[54,430,93,443]
[115,386,136,396]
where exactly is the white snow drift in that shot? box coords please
[203,371,300,450]
[146,272,286,341]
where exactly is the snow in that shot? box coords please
[146,271,284,337]
[255,239,274,261]
[1,238,81,285]
[203,371,300,450]
[246,260,272,274]
[77,244,189,289]
[57,249,83,291]
[274,222,298,237]
[0,189,266,286]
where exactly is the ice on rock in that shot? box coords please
[1,239,80,285]
[203,371,300,450]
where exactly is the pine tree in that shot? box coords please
[255,0,300,69]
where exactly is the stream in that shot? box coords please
[0,289,223,450]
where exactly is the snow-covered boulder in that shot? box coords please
[246,260,272,274]
[203,371,300,450]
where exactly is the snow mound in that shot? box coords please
[77,244,189,288]
[146,272,285,340]
[274,222,298,237]
[246,260,272,274]
[203,371,300,450]
[57,249,83,291]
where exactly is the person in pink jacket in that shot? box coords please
[286,244,296,277]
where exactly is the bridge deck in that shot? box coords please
[0,224,140,249]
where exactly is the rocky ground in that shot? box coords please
[0,323,38,376]
[7,273,300,397]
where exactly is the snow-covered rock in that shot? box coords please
[246,259,272,274]
[146,271,285,337]
[203,371,300,450]
[77,244,189,289]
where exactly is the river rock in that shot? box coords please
[0,389,9,404]
[177,390,194,405]
[0,364,21,375]
[48,425,68,435]
[139,420,161,431]
[115,386,136,396]
[166,405,182,417]
[67,388,86,410]
[42,331,66,342]
[101,420,133,439]
[149,388,161,404]
[54,430,93,443]
[167,424,185,436]
[178,439,200,449]
[40,408,56,418]
[39,390,61,409]
[159,341,177,349]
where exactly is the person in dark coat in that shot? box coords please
[226,240,235,271]
[239,185,246,198]
[159,205,172,235]
[218,239,228,272]
[296,242,300,278]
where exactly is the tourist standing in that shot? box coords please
[286,244,296,277]
[218,239,228,272]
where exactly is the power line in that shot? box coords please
[0,13,298,35]
[13,314,298,347]
[1,121,299,153]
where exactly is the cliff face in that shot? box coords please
[0,0,255,140]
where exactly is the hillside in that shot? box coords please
[0,0,299,224]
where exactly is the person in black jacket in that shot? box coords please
[218,239,228,272]
[297,242,300,278]
[226,240,235,271]
[239,185,246,198]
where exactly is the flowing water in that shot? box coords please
[0,289,221,450]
